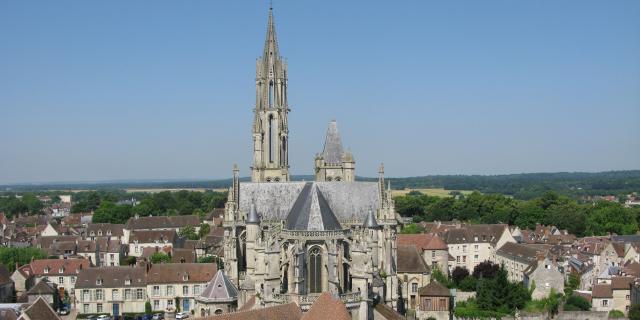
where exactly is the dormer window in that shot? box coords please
[98,230,102,236]
[107,230,112,236]
[97,278,103,285]
[59,267,64,274]
[90,231,95,236]
[44,267,50,274]
[183,274,189,281]
[125,279,131,286]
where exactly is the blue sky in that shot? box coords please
[1,1,639,184]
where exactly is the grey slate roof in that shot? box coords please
[363,210,380,229]
[197,270,238,303]
[322,120,344,164]
[285,183,341,231]
[246,203,260,224]
[239,181,380,222]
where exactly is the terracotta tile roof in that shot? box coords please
[419,280,450,297]
[302,292,350,320]
[171,248,196,263]
[130,230,176,244]
[146,263,216,284]
[126,215,200,230]
[34,235,79,250]
[202,302,302,320]
[75,266,146,289]
[86,223,124,237]
[623,261,640,277]
[238,295,256,312]
[29,258,89,276]
[0,308,18,320]
[397,245,429,274]
[611,276,634,290]
[374,303,405,320]
[397,233,448,251]
[573,291,592,303]
[26,279,56,295]
[592,284,613,298]
[611,242,626,257]
[20,296,61,320]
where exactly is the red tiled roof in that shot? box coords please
[397,233,448,251]
[592,284,613,298]
[611,276,634,290]
[203,302,302,320]
[302,292,350,320]
[29,258,89,276]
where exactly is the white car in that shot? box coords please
[97,316,111,320]
[175,312,190,319]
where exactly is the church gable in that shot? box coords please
[285,183,342,231]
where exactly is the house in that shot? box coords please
[493,242,542,283]
[124,215,200,243]
[85,223,124,242]
[146,263,217,313]
[0,266,14,303]
[11,264,35,298]
[27,258,90,300]
[17,296,61,320]
[77,238,126,266]
[41,223,59,237]
[397,245,431,311]
[416,280,450,320]
[24,279,58,305]
[75,266,147,317]
[397,233,449,273]
[611,276,633,315]
[523,256,565,299]
[592,284,613,312]
[443,224,516,272]
[567,256,596,290]
[195,270,238,316]
[129,230,177,257]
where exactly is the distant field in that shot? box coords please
[391,188,474,197]
[125,188,228,193]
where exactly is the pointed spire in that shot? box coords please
[247,203,260,224]
[322,120,345,164]
[263,6,279,61]
[378,163,386,205]
[232,164,240,206]
[363,209,380,229]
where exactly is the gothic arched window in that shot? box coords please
[268,80,274,108]
[309,247,322,293]
[268,115,274,163]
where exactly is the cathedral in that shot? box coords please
[222,7,402,319]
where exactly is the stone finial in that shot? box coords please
[247,203,260,224]
[363,209,380,229]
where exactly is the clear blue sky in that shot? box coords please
[1,1,639,184]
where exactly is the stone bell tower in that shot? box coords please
[251,7,290,183]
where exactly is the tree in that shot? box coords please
[564,294,591,311]
[197,256,216,263]
[400,223,424,234]
[472,261,499,279]
[451,267,470,286]
[0,247,48,272]
[609,310,625,318]
[629,304,640,320]
[198,223,211,239]
[145,301,152,314]
[431,268,452,288]
[150,252,171,264]
[178,226,199,240]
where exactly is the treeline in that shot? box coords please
[0,193,46,218]
[395,191,640,237]
[76,190,228,224]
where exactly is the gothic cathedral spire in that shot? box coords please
[251,7,290,183]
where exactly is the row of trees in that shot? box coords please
[0,194,46,218]
[0,247,48,272]
[395,191,639,237]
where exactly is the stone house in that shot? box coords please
[592,283,613,312]
[27,258,89,301]
[123,215,200,243]
[397,233,449,274]
[523,256,564,299]
[128,230,176,257]
[493,242,541,283]
[611,276,633,315]
[85,223,124,242]
[24,279,57,305]
[416,280,450,320]
[146,263,217,313]
[397,245,431,311]
[74,266,147,316]
[443,224,516,272]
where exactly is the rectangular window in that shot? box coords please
[83,290,90,302]
[136,289,144,300]
[168,299,173,307]
[425,298,431,310]
[474,255,479,261]
[463,245,467,253]
[474,245,479,251]
[183,285,189,295]
[59,277,64,284]
[95,289,103,301]
[439,298,446,310]
[153,286,160,296]
[83,304,89,314]
[153,300,160,310]
[97,303,103,313]
[71,276,76,284]
[411,283,418,293]
[112,289,119,300]
[456,256,460,263]
[603,300,608,307]
[125,289,132,300]
[463,256,466,263]
[627,295,631,300]
[194,285,201,295]
[166,285,174,296]
[432,251,435,258]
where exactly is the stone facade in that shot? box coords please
[314,121,355,183]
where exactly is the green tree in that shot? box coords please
[197,256,216,263]
[609,310,625,318]
[198,223,211,239]
[629,304,640,320]
[400,223,424,234]
[150,252,171,264]
[451,267,470,286]
[0,247,48,272]
[564,294,591,311]
[178,226,199,240]
[145,301,152,314]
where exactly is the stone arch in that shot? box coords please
[308,246,323,294]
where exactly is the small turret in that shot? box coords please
[363,209,381,229]
[246,203,260,224]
